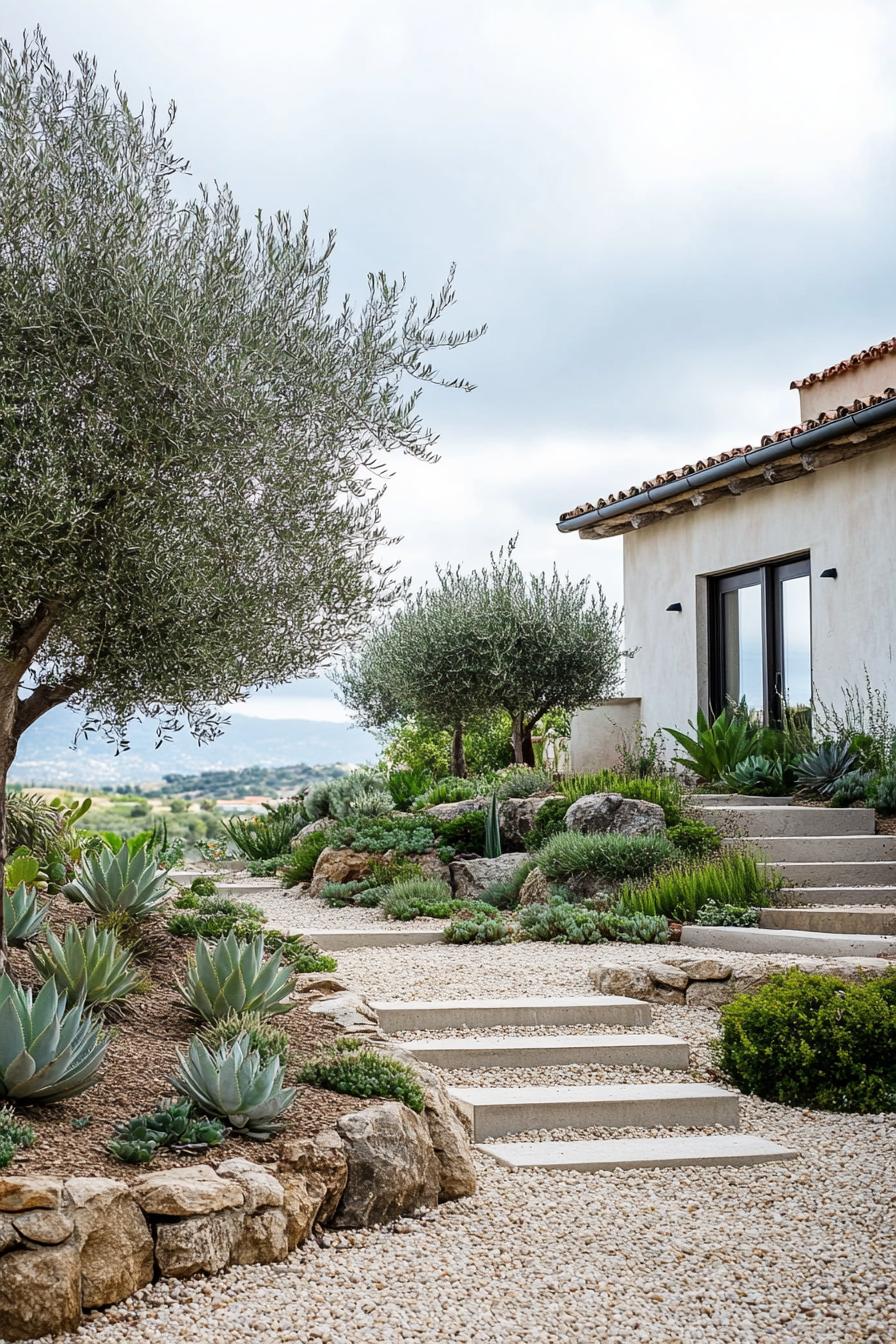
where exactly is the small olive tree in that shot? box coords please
[0,31,480,953]
[337,546,625,771]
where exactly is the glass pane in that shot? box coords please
[722,584,764,717]
[781,574,812,713]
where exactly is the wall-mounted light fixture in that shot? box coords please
[820,567,838,580]
[666,602,683,612]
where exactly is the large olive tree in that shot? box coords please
[0,31,479,949]
[337,546,625,771]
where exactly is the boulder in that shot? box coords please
[565,792,666,837]
[153,1209,243,1279]
[279,1170,329,1249]
[381,1048,476,1202]
[565,871,614,909]
[588,964,653,999]
[498,795,565,846]
[293,972,349,996]
[449,854,526,903]
[686,979,737,1008]
[0,1177,61,1212]
[309,990,385,1038]
[333,1102,440,1227]
[133,1164,245,1217]
[0,1243,82,1339]
[309,846,377,895]
[278,1129,348,1229]
[10,1210,73,1245]
[424,798,488,822]
[0,1221,19,1255]
[216,1159,284,1212]
[678,958,732,982]
[232,1207,290,1266]
[65,1177,154,1309]
[291,817,337,847]
[647,961,690,991]
[408,850,452,884]
[648,984,687,1005]
[518,866,552,907]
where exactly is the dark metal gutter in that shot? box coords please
[556,394,896,534]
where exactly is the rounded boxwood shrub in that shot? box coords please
[713,969,896,1112]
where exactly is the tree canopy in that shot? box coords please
[337,546,625,771]
[0,30,479,940]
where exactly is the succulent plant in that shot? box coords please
[722,754,792,797]
[484,791,502,859]
[176,932,297,1022]
[63,844,170,921]
[29,921,142,1007]
[172,1033,296,1139]
[0,974,108,1101]
[107,1098,225,1164]
[199,1010,290,1065]
[3,882,49,947]
[793,740,857,798]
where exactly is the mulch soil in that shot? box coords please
[5,895,369,1180]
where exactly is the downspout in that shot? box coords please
[556,394,896,533]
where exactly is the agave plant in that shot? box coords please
[177,932,297,1022]
[4,883,48,947]
[484,791,502,859]
[0,974,108,1101]
[63,844,170,920]
[667,706,761,782]
[793,740,856,798]
[171,1033,296,1138]
[29,922,142,1007]
[722,754,793,797]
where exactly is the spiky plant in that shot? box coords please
[29,922,142,1007]
[484,791,502,858]
[63,845,170,921]
[0,974,108,1101]
[199,1010,290,1065]
[107,1098,225,1164]
[793,741,857,798]
[3,883,48,947]
[172,1033,296,1138]
[177,932,297,1022]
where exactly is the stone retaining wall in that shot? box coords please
[0,988,476,1341]
[589,954,894,1007]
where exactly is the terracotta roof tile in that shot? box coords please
[790,337,896,388]
[558,388,896,523]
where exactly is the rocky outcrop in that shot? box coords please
[133,1164,246,1217]
[518,866,552,907]
[291,817,337,847]
[565,792,666,837]
[450,854,526,903]
[424,798,488,822]
[332,1102,441,1227]
[498,795,565,845]
[589,953,893,1007]
[66,1177,154,1310]
[309,846,378,895]
[0,1243,82,1340]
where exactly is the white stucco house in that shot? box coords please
[558,337,896,771]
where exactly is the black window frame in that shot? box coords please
[708,554,810,725]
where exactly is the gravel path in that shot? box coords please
[64,897,896,1344]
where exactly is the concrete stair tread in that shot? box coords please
[287,927,446,948]
[450,1082,730,1103]
[701,806,875,836]
[779,884,896,905]
[371,996,651,1031]
[763,861,896,885]
[405,1033,689,1069]
[477,1134,798,1172]
[681,924,896,956]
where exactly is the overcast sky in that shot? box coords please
[10,1,896,725]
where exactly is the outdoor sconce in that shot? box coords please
[820,568,838,580]
[666,602,682,612]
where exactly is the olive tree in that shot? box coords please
[337,546,625,771]
[0,31,480,951]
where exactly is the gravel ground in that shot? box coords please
[57,903,896,1344]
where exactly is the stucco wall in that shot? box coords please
[613,444,896,739]
[797,352,896,420]
[568,698,642,772]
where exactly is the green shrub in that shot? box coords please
[713,969,896,1112]
[476,859,536,910]
[298,1039,424,1112]
[200,1011,290,1065]
[869,773,896,815]
[536,830,673,884]
[386,767,433,810]
[619,851,777,922]
[334,816,438,856]
[167,894,265,940]
[490,766,554,801]
[517,896,606,944]
[0,1105,36,1169]
[305,770,391,821]
[107,1099,225,1165]
[666,819,722,859]
[220,811,302,860]
[320,879,372,907]
[666,706,760,783]
[596,908,670,943]
[830,770,873,808]
[443,909,513,943]
[694,900,761,927]
[281,827,332,884]
[379,879,456,921]
[414,777,480,809]
[429,810,486,855]
[262,930,337,973]
[523,798,570,851]
[189,876,218,900]
[722,754,794,797]
[246,856,289,877]
[561,772,683,825]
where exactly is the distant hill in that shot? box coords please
[8,708,378,788]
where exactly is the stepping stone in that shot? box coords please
[780,885,896,907]
[761,906,896,936]
[701,806,875,837]
[405,1033,689,1070]
[286,927,446,949]
[478,1133,798,1171]
[730,835,896,861]
[765,861,896,886]
[371,996,651,1033]
[680,924,896,957]
[448,1082,739,1141]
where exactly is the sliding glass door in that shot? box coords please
[710,555,811,725]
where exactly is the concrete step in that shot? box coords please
[449,1082,740,1141]
[371,996,651,1033]
[765,861,896,886]
[478,1133,798,1172]
[701,806,875,837]
[168,864,244,882]
[695,795,792,806]
[780,885,896,907]
[761,906,896,935]
[287,927,446,949]
[731,835,896,862]
[681,924,896,958]
[405,1033,689,1070]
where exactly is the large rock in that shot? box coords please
[278,1129,348,1228]
[0,1177,61,1212]
[333,1102,440,1227]
[686,979,737,1008]
[309,990,385,1038]
[232,1207,290,1266]
[678,958,732,982]
[309,846,377,895]
[518,866,552,907]
[565,792,666,837]
[133,1164,245,1217]
[0,1243,82,1339]
[424,798,488,822]
[65,1177,154,1309]
[588,963,653,999]
[565,871,614,909]
[10,1210,73,1245]
[498,795,565,846]
[449,854,527,903]
[647,961,690,991]
[291,817,337,847]
[153,1209,243,1279]
[380,1046,477,1202]
[216,1159,284,1212]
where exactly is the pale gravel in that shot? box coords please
[55,901,896,1344]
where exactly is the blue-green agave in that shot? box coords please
[0,974,108,1101]
[171,1032,296,1138]
[3,883,48,947]
[176,932,297,1022]
[29,921,142,1006]
[63,844,170,920]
